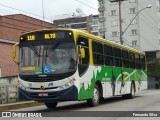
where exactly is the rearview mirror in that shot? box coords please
[12,42,20,64]
[80,47,85,59]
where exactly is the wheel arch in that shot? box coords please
[95,80,103,98]
[131,80,136,92]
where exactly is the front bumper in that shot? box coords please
[19,85,78,102]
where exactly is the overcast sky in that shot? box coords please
[0,0,98,22]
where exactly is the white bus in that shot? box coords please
[12,28,147,108]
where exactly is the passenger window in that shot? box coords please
[104,45,114,66]
[92,41,104,65]
[113,48,122,67]
[77,37,89,65]
[77,37,89,76]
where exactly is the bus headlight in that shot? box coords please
[59,79,76,90]
[19,84,29,91]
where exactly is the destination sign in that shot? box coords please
[27,35,35,41]
[44,33,56,39]
[20,31,73,42]
[26,33,55,41]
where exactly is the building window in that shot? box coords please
[111,20,118,27]
[92,19,98,25]
[130,8,136,14]
[130,29,138,35]
[129,0,136,3]
[92,26,98,31]
[71,23,87,29]
[112,31,118,37]
[111,10,117,16]
[110,2,117,5]
[132,40,138,46]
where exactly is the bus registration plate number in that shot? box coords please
[38,93,48,97]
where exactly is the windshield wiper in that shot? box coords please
[45,41,61,57]
[29,43,40,57]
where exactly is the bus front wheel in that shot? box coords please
[87,85,100,107]
[45,101,58,108]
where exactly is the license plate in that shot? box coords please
[38,93,48,97]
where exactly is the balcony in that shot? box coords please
[99,28,106,33]
[98,17,106,22]
[98,6,105,12]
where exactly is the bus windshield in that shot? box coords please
[19,42,76,75]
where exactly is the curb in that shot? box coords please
[0,101,44,111]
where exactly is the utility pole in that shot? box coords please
[110,0,124,45]
[118,0,123,45]
[42,0,45,28]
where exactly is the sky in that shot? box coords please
[0,0,98,23]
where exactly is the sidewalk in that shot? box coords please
[0,101,44,111]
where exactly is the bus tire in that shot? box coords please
[126,82,135,99]
[45,101,58,108]
[87,84,100,107]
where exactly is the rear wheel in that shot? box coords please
[87,85,100,107]
[45,101,58,108]
[126,82,135,99]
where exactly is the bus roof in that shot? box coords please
[72,29,145,56]
[20,28,145,56]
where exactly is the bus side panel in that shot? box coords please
[126,69,147,94]
[77,67,147,100]
[78,66,101,100]
[78,66,124,100]
[134,70,148,92]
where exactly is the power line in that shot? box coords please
[0,13,53,29]
[75,0,118,21]
[0,3,51,21]
[124,2,159,32]
[122,2,159,34]
[121,18,158,49]
[0,24,28,32]
[75,0,97,11]
[138,1,158,24]
[1,21,35,31]
[73,0,158,49]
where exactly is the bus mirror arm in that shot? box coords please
[12,42,20,65]
[80,47,85,59]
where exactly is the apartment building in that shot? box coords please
[98,0,160,58]
[53,15,99,36]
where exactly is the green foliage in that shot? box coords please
[147,58,160,88]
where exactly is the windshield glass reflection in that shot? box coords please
[19,42,76,75]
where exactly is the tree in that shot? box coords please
[147,58,160,88]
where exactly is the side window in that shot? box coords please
[92,41,104,65]
[113,48,122,67]
[104,45,113,66]
[77,37,89,65]
[140,55,146,70]
[135,54,141,69]
[129,52,135,69]
[77,36,89,76]
[122,50,129,68]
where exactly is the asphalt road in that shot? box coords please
[1,89,160,120]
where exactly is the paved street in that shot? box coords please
[1,89,160,120]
